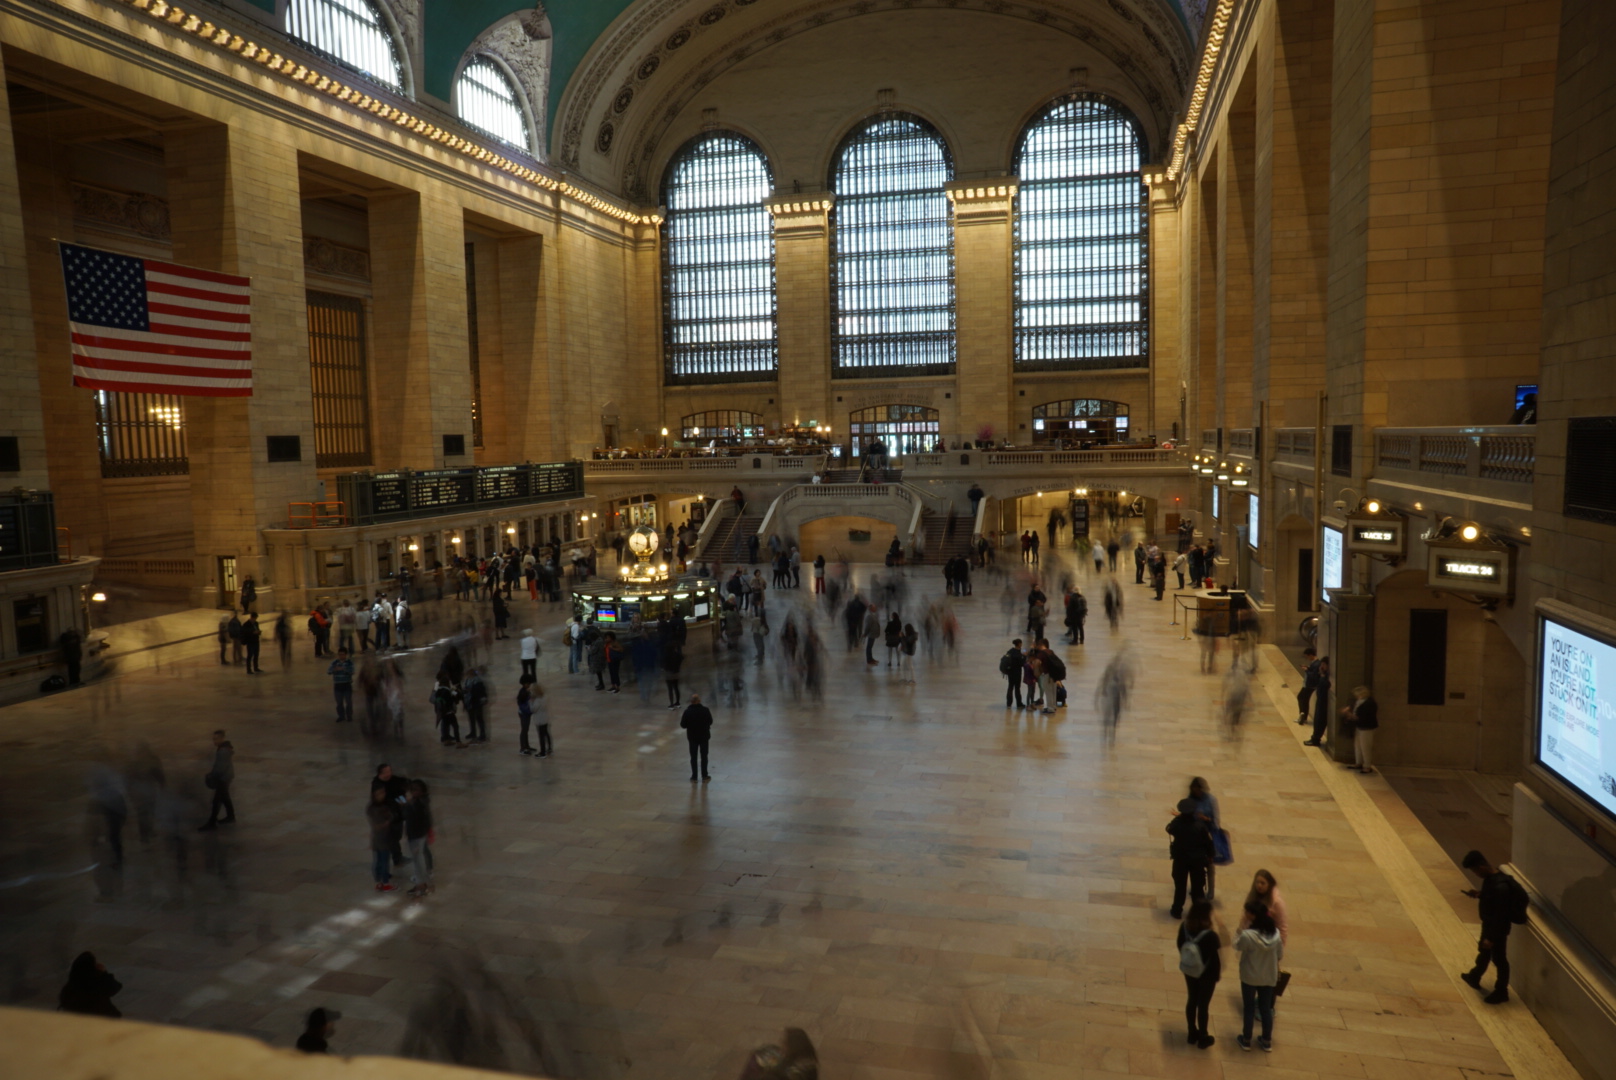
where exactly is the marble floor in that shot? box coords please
[0,550,1540,1079]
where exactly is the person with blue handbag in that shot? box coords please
[1189,777,1232,898]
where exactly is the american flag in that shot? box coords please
[58,242,253,397]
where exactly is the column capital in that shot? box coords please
[765,195,833,239]
[944,179,1017,224]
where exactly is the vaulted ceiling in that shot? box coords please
[417,1,1194,193]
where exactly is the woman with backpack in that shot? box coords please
[1176,898,1222,1049]
[1234,902,1284,1051]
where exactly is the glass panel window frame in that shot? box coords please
[661,131,780,385]
[306,290,374,469]
[286,0,404,91]
[94,390,189,477]
[831,113,956,378]
[1014,94,1149,372]
[456,55,531,151]
[680,410,765,443]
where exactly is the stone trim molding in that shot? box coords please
[70,181,172,241]
[99,0,660,225]
[303,236,371,281]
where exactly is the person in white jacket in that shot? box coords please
[1234,902,1285,1052]
[519,628,539,680]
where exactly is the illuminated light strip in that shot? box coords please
[113,0,663,226]
[1165,0,1236,183]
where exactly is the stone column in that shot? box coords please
[1219,95,1257,434]
[1146,174,1181,441]
[945,180,1016,445]
[0,58,46,493]
[765,197,833,429]
[493,234,560,462]
[166,124,318,599]
[369,189,471,470]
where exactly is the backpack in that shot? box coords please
[1507,876,1530,925]
[1044,653,1067,682]
[1179,929,1211,977]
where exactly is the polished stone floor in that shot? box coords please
[0,549,1519,1080]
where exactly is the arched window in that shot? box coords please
[832,115,954,376]
[848,404,940,458]
[287,0,404,91]
[662,133,778,383]
[457,56,530,150]
[1015,96,1147,370]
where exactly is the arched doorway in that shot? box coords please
[680,410,764,444]
[1032,398,1130,444]
[848,404,940,458]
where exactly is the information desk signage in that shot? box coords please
[1425,543,1513,599]
[1534,603,1616,824]
[1071,499,1089,538]
[1346,516,1405,556]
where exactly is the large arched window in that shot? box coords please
[661,133,778,383]
[1015,96,1147,370]
[832,114,954,376]
[456,56,530,151]
[287,0,404,90]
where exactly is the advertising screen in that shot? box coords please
[1321,525,1344,603]
[1211,485,1221,521]
[1537,614,1616,821]
[1248,495,1260,549]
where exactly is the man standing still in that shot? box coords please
[198,729,235,830]
[1295,649,1319,724]
[862,606,882,666]
[329,647,355,722]
[680,694,713,782]
[241,612,263,674]
[1460,850,1528,1004]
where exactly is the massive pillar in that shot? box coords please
[0,56,46,493]
[946,180,1016,445]
[1218,75,1258,434]
[369,189,471,470]
[766,197,833,430]
[166,124,318,598]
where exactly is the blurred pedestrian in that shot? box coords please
[404,781,433,896]
[533,681,553,757]
[517,674,536,755]
[1176,899,1221,1049]
[739,1027,818,1079]
[328,647,355,723]
[58,951,122,1017]
[198,729,235,831]
[241,612,263,674]
[296,1007,339,1053]
[462,667,489,743]
[681,693,713,782]
[519,628,538,678]
[366,787,397,891]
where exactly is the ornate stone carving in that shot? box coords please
[70,182,171,241]
[303,237,371,281]
[464,4,552,160]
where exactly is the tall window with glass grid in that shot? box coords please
[661,132,778,384]
[457,56,530,151]
[1015,96,1147,371]
[832,115,955,376]
[287,0,403,90]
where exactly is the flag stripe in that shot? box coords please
[71,354,253,380]
[146,321,253,342]
[147,301,251,324]
[142,259,251,288]
[146,280,251,306]
[72,331,253,362]
[62,241,252,398]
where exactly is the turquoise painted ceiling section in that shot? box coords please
[420,0,1191,134]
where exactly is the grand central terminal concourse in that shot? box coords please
[3,0,1616,1078]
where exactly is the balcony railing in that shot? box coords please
[328,462,585,527]
[0,492,59,572]
[1373,427,1535,486]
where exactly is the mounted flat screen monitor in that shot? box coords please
[1536,607,1616,823]
[1321,525,1344,604]
[1248,495,1260,549]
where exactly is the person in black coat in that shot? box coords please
[1166,797,1215,918]
[1460,850,1527,1004]
[491,592,510,639]
[1346,685,1379,773]
[1064,590,1088,644]
[59,951,122,1017]
[1304,657,1332,746]
[680,694,713,782]
[296,1007,339,1053]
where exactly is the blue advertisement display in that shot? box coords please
[1321,525,1344,604]
[1538,615,1616,821]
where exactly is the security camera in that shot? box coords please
[1332,499,1346,512]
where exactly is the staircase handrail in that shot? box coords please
[972,494,992,545]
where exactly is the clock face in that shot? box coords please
[628,528,658,556]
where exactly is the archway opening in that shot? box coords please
[680,410,765,445]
